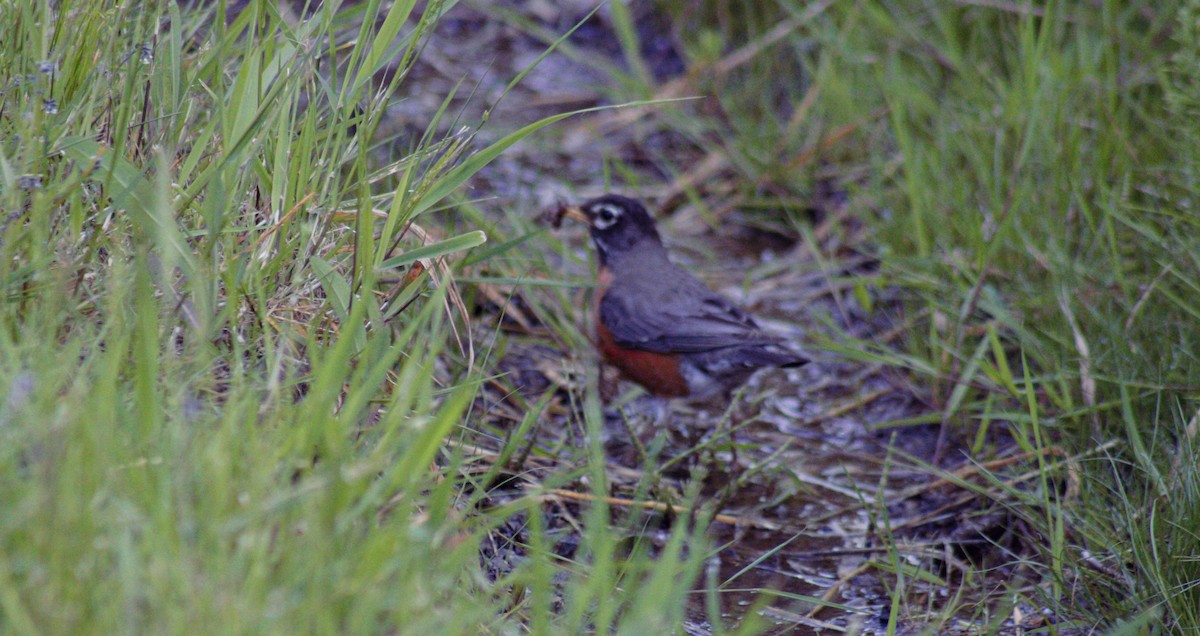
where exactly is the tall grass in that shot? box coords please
[0,1,713,632]
[817,2,1200,627]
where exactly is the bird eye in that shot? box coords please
[592,204,622,229]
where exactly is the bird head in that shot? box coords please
[555,194,663,266]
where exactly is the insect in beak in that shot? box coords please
[552,204,590,229]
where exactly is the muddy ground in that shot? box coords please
[386,2,1057,634]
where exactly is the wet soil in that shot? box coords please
[387,2,1055,634]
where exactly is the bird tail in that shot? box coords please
[750,344,809,368]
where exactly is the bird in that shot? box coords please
[555,194,808,401]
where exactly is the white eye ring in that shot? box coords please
[591,204,622,230]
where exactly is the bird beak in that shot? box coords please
[552,204,590,229]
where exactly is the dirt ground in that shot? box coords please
[389,2,1058,633]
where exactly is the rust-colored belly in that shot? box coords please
[595,322,689,398]
[592,267,689,397]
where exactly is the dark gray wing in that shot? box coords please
[600,284,785,354]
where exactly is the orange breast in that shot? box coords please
[595,324,689,397]
[593,268,689,397]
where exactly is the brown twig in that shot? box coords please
[888,439,1119,531]
[539,488,784,531]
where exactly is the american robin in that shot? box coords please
[556,194,808,400]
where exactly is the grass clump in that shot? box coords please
[0,1,713,633]
[820,3,1200,627]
